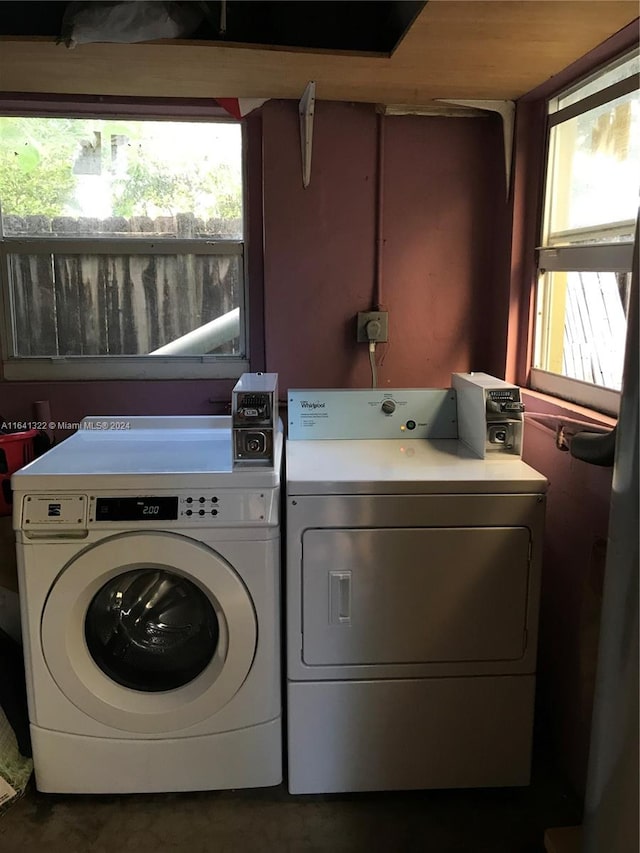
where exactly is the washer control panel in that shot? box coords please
[88,491,275,525]
[182,494,221,518]
[20,489,278,530]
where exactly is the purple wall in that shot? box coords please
[262,100,512,390]
[522,409,613,795]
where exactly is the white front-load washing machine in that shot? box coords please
[13,416,283,793]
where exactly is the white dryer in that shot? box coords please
[286,383,547,794]
[13,416,282,794]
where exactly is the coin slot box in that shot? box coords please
[232,374,278,468]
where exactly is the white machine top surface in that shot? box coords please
[13,416,282,491]
[286,438,547,495]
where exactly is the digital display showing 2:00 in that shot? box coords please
[95,497,179,522]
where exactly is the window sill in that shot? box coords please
[1,357,250,382]
[529,369,620,417]
[522,387,617,430]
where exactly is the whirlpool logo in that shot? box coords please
[300,401,326,410]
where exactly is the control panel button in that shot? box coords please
[199,497,205,503]
[381,400,396,415]
[199,509,205,516]
[211,509,218,516]
[405,420,416,430]
[186,497,193,504]
[186,510,193,516]
[212,497,218,504]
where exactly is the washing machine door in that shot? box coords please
[41,532,257,734]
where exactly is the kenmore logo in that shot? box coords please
[300,401,326,410]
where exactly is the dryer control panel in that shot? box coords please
[288,389,458,440]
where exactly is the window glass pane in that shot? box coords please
[545,89,640,240]
[9,253,241,357]
[554,53,639,112]
[0,118,243,239]
[534,270,630,391]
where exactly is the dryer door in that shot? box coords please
[301,526,531,666]
[41,532,257,733]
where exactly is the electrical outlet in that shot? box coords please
[356,311,389,343]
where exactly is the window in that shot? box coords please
[533,52,639,414]
[0,114,248,380]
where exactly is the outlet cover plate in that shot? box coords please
[356,311,389,342]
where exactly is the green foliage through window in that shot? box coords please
[0,116,243,228]
[0,117,83,216]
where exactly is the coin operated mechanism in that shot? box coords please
[484,389,524,456]
[452,373,525,458]
[232,373,278,468]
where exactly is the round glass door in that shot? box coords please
[85,569,218,692]
[42,532,258,733]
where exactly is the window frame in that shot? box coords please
[531,51,639,416]
[0,103,250,381]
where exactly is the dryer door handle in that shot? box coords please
[329,571,352,625]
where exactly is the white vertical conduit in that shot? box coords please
[374,112,385,311]
[366,113,386,389]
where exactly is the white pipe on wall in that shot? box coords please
[149,308,240,356]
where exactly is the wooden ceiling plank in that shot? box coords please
[0,2,636,104]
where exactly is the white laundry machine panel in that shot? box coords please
[301,526,531,666]
[13,416,283,794]
[18,530,279,738]
[286,385,547,794]
[287,492,545,682]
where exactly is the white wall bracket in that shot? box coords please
[299,81,316,189]
[436,99,516,199]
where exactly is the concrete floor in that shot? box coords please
[0,751,580,853]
